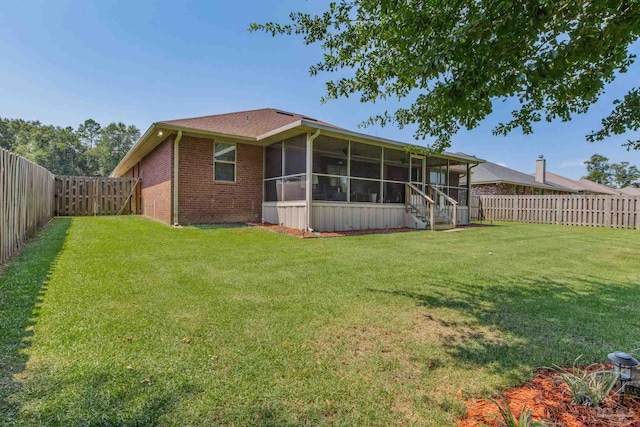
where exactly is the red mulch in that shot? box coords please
[249,222,415,238]
[459,365,640,427]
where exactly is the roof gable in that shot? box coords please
[111,108,484,177]
[159,108,339,139]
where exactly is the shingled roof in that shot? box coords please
[159,108,339,139]
[620,186,640,196]
[535,171,620,195]
[112,108,483,177]
[471,161,573,192]
[574,178,621,195]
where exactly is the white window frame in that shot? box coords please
[214,142,237,183]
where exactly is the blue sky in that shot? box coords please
[1,0,639,179]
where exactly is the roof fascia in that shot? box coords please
[110,123,259,177]
[111,123,159,177]
[473,179,576,192]
[113,117,486,177]
[160,123,256,142]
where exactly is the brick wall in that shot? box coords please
[473,183,519,196]
[472,183,567,196]
[125,137,174,224]
[178,136,263,224]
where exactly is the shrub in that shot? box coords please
[555,357,619,407]
[490,396,554,427]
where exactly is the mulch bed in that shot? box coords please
[459,365,640,427]
[249,222,415,238]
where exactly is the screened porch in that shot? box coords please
[261,132,477,232]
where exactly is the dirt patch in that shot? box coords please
[459,366,640,427]
[249,222,416,238]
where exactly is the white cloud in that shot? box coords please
[560,159,587,168]
[496,162,508,167]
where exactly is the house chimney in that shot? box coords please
[535,155,546,183]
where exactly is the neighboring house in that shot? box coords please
[540,171,621,195]
[620,186,640,196]
[465,156,574,196]
[111,108,483,231]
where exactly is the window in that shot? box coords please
[214,142,236,182]
[263,135,307,202]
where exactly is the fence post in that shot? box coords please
[1,148,55,265]
[467,194,640,229]
[52,176,140,216]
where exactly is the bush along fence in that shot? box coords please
[1,148,55,264]
[54,176,139,216]
[477,194,640,229]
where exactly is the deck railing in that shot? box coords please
[428,185,458,227]
[405,183,435,230]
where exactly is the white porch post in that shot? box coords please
[306,130,320,231]
[306,132,313,231]
[466,163,472,200]
[173,130,183,225]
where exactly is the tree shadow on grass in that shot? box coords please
[0,218,72,422]
[17,368,200,426]
[368,274,640,379]
[1,218,196,426]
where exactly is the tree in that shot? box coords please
[0,118,12,149]
[582,154,640,188]
[251,1,640,152]
[77,119,102,148]
[587,88,640,150]
[2,117,139,176]
[78,119,103,175]
[583,154,612,186]
[10,122,88,175]
[46,126,88,176]
[610,161,640,188]
[94,122,140,176]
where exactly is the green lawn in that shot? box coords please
[1,217,639,426]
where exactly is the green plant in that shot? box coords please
[3,217,640,426]
[490,396,553,427]
[555,357,620,407]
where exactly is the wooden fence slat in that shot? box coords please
[0,148,55,265]
[476,194,640,230]
[52,176,138,217]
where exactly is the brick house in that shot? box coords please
[112,108,483,231]
[465,156,575,196]
[539,171,622,195]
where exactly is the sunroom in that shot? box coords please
[262,130,481,232]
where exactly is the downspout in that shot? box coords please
[173,130,183,226]
[468,162,479,220]
[306,129,321,231]
[467,162,479,195]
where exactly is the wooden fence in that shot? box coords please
[54,176,139,216]
[470,195,482,221]
[1,148,55,264]
[477,195,640,229]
